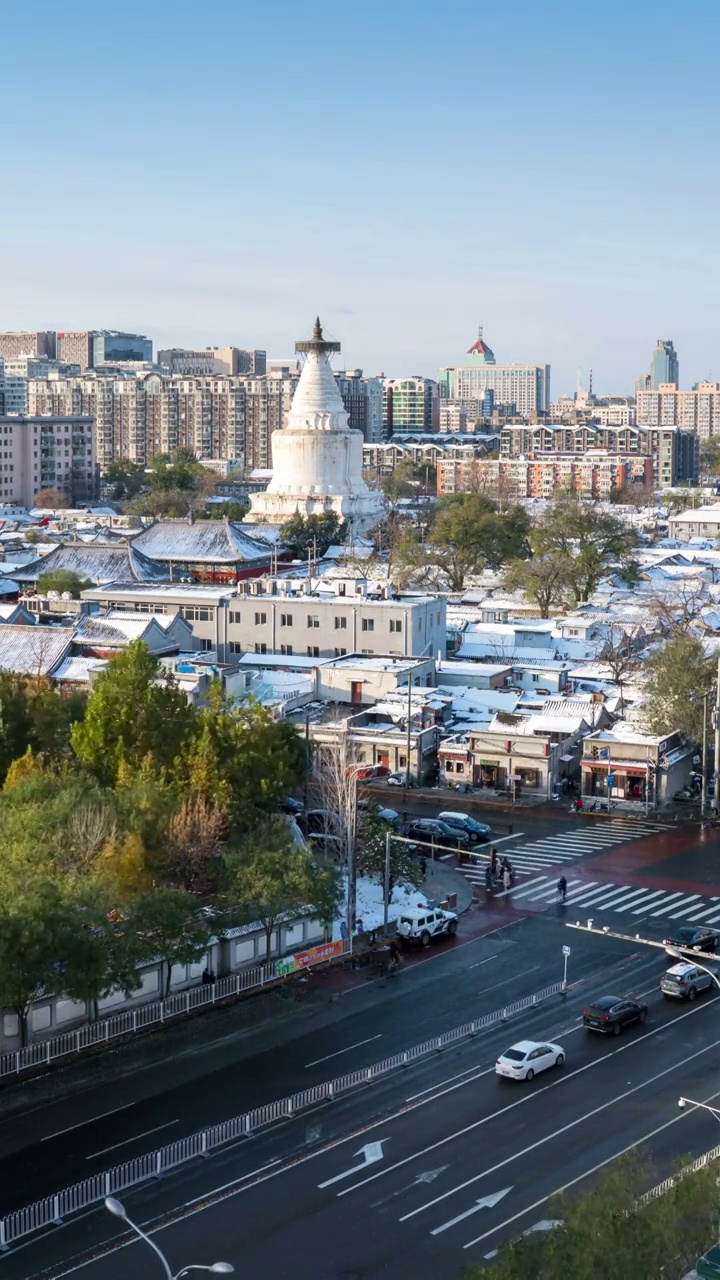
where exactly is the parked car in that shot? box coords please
[307,832,344,858]
[406,818,470,849]
[437,811,491,842]
[396,906,458,946]
[387,772,411,787]
[495,1040,565,1081]
[696,1244,720,1278]
[663,926,720,955]
[660,961,716,1000]
[582,995,648,1035]
[673,786,696,802]
[376,807,401,827]
[304,809,331,834]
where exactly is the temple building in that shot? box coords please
[245,319,383,530]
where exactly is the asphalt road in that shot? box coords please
[6,927,719,1280]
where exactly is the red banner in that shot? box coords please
[293,940,344,968]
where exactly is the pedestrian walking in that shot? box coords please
[502,865,512,892]
[490,846,498,877]
[558,875,568,902]
[485,864,494,891]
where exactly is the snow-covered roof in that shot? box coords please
[131,520,271,564]
[73,614,170,647]
[0,625,72,675]
[16,542,166,585]
[488,712,587,736]
[52,654,108,682]
[669,504,720,524]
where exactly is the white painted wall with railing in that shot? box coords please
[0,944,348,1081]
[0,980,565,1250]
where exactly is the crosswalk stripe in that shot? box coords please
[560,881,599,902]
[678,903,720,922]
[572,884,635,910]
[493,875,549,900]
[593,886,658,911]
[615,889,669,912]
[664,898,703,919]
[520,879,584,903]
[648,893,688,916]
[509,878,561,901]
[691,908,720,924]
[562,883,612,905]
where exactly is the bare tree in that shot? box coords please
[647,580,708,637]
[314,733,363,868]
[601,623,645,715]
[61,801,117,874]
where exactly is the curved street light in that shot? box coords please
[104,1198,233,1279]
[678,1097,720,1123]
[664,947,720,992]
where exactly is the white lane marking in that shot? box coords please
[41,1102,135,1142]
[305,1034,383,1068]
[628,890,675,913]
[469,955,498,969]
[480,969,540,997]
[589,886,659,911]
[343,997,717,1202]
[614,889,669,913]
[571,884,635,910]
[85,1120,178,1160]
[461,1093,715,1250]
[318,1140,388,1189]
[406,1065,495,1102]
[184,1159,282,1205]
[562,884,615,906]
[487,833,525,846]
[431,1186,513,1235]
[401,1024,720,1223]
[648,893,687,916]
[494,877,549,899]
[665,898,704,919]
[690,907,720,924]
[521,880,583,902]
[507,880,564,901]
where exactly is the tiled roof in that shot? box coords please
[132,520,270,564]
[0,625,72,675]
[15,543,166,585]
[53,655,107,682]
[73,614,161,646]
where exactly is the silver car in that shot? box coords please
[660,962,715,1001]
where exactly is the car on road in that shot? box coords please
[582,995,648,1035]
[405,818,470,848]
[495,1040,565,1081]
[663,925,720,955]
[437,811,492,842]
[387,772,411,787]
[396,906,458,946]
[660,961,716,1000]
[376,807,401,827]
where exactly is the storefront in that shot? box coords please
[472,760,504,788]
[583,762,654,804]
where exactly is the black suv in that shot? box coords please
[582,995,648,1035]
[663,926,719,956]
[406,818,470,849]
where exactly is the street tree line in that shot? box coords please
[0,642,342,1042]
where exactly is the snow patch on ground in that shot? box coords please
[331,874,429,940]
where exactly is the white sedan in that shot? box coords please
[495,1039,565,1081]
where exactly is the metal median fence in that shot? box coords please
[0,941,351,1082]
[0,980,565,1250]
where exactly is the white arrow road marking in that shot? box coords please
[370,1166,449,1208]
[431,1188,512,1235]
[484,1217,563,1258]
[415,1167,448,1185]
[318,1140,388,1189]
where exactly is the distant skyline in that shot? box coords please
[3,0,720,396]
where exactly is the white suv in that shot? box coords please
[396,906,458,947]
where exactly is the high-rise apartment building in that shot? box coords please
[158,347,267,376]
[439,330,550,419]
[0,415,95,505]
[499,421,697,487]
[334,370,383,442]
[383,377,439,435]
[0,332,56,361]
[636,382,720,439]
[56,330,153,371]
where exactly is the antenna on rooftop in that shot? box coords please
[589,367,593,397]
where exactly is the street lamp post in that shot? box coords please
[678,1097,720,1123]
[104,1198,233,1279]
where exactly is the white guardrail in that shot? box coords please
[0,943,353,1081]
[0,981,565,1250]
[641,1140,720,1202]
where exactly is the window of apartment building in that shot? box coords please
[229,641,242,654]
[307,645,320,657]
[334,616,347,630]
[532,673,540,683]
[338,583,346,596]
[229,610,241,624]
[334,647,347,657]
[361,618,374,632]
[389,619,402,633]
[199,638,213,652]
[280,613,293,627]
[568,628,579,636]
[307,615,320,628]
[255,611,267,625]
[255,642,267,654]
[361,648,374,655]
[280,644,293,655]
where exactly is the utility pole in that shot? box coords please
[405,673,413,789]
[346,771,359,954]
[702,690,708,819]
[383,830,391,937]
[714,652,720,812]
[302,712,310,830]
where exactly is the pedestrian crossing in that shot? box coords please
[459,819,670,888]
[494,874,720,925]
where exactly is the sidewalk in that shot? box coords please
[420,859,474,913]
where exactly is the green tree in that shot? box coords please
[37,569,94,597]
[131,886,211,996]
[204,500,249,521]
[503,554,573,617]
[356,805,422,889]
[104,459,146,500]
[0,885,69,1045]
[283,510,347,559]
[226,819,341,960]
[429,494,531,591]
[59,884,142,1021]
[531,498,640,604]
[71,641,197,786]
[642,634,715,742]
[701,439,720,477]
[466,1151,719,1280]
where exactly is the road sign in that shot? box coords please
[562,945,571,957]
[318,1140,388,1189]
[431,1187,512,1235]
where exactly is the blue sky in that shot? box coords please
[3,0,720,395]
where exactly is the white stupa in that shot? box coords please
[245,317,384,531]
